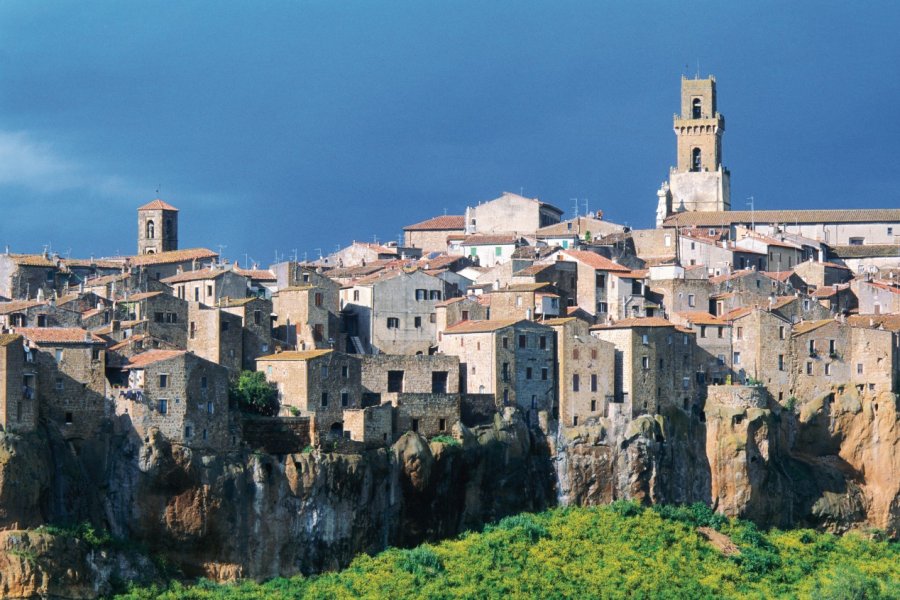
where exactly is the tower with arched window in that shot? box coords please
[656,75,731,227]
[137,199,179,255]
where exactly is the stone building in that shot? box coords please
[0,253,67,300]
[0,298,84,329]
[343,403,393,447]
[358,354,460,437]
[0,334,37,433]
[340,269,445,355]
[403,215,466,254]
[854,280,900,315]
[124,248,219,282]
[545,318,614,426]
[790,320,851,401]
[116,291,188,348]
[115,350,231,450]
[534,214,625,249]
[434,296,488,339]
[485,283,562,321]
[811,284,856,315]
[725,307,792,399]
[647,264,711,317]
[137,199,178,255]
[219,297,275,370]
[463,191,563,235]
[590,317,698,418]
[672,311,732,386]
[656,76,730,227]
[15,327,107,440]
[272,277,340,351]
[256,349,363,441]
[552,250,636,322]
[438,319,556,422]
[848,315,900,394]
[162,267,249,305]
[455,234,523,268]
[732,230,804,272]
[187,303,243,375]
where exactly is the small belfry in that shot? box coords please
[137,198,179,255]
[656,75,731,227]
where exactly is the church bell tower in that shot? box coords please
[137,199,179,255]
[656,75,731,227]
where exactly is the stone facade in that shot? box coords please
[16,328,107,441]
[854,280,900,315]
[116,350,231,451]
[463,192,562,235]
[187,303,244,375]
[117,291,188,348]
[343,403,393,447]
[273,280,340,351]
[137,200,178,255]
[220,297,275,370]
[392,393,458,438]
[0,334,37,433]
[547,318,614,426]
[164,269,249,305]
[727,307,792,400]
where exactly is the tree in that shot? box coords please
[229,371,279,416]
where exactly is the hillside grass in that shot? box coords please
[116,502,900,599]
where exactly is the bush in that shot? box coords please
[399,546,444,577]
[229,371,279,416]
[431,435,460,446]
[492,513,550,542]
[653,503,727,530]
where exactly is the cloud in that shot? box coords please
[0,130,134,197]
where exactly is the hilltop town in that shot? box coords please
[0,76,897,592]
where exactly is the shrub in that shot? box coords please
[229,371,279,416]
[653,502,727,530]
[493,513,550,542]
[399,546,444,577]
[431,435,460,446]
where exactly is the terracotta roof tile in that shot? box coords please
[0,334,22,347]
[664,209,900,227]
[403,215,466,231]
[675,311,727,326]
[234,268,276,281]
[443,319,522,334]
[127,248,218,267]
[791,319,836,336]
[848,314,900,331]
[460,234,521,246]
[0,300,46,315]
[14,327,105,344]
[137,199,179,211]
[161,268,234,284]
[256,349,333,361]
[559,250,630,272]
[590,317,676,330]
[123,349,186,368]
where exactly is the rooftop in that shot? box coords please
[590,317,676,330]
[14,327,105,344]
[664,209,900,228]
[137,199,179,211]
[443,319,522,334]
[127,248,218,267]
[403,215,466,231]
[559,250,630,273]
[123,349,187,368]
[256,349,334,361]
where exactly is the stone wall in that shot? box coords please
[343,403,392,447]
[241,416,311,454]
[33,343,107,441]
[393,393,458,438]
[0,336,37,433]
[360,354,459,395]
[706,384,768,410]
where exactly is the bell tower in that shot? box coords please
[656,75,730,227]
[137,199,179,255]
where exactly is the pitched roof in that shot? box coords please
[811,284,850,298]
[256,349,334,361]
[460,234,520,246]
[403,215,466,231]
[127,248,218,267]
[137,199,179,211]
[665,209,900,227]
[123,349,186,368]
[0,300,46,315]
[829,244,900,259]
[14,327,105,344]
[848,314,900,331]
[0,334,22,347]
[675,311,727,326]
[121,291,163,302]
[791,319,837,336]
[761,271,794,282]
[535,216,620,237]
[590,317,676,330]
[865,281,900,295]
[161,268,235,284]
[443,319,522,334]
[234,267,277,281]
[5,253,58,267]
[559,250,630,272]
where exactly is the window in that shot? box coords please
[341,392,349,407]
[591,348,597,359]
[664,234,671,248]
[700,326,707,338]
[461,310,469,321]
[414,316,422,329]
[412,418,420,432]
[857,363,864,375]
[201,376,208,389]
[518,335,526,348]
[717,354,725,365]
[429,312,436,324]
[501,363,509,381]
[889,227,894,236]
[221,320,230,332]
[146,220,155,238]
[526,367,532,379]
[502,337,508,349]
[315,293,323,307]
[54,349,63,362]
[659,358,664,369]
[573,348,580,360]
[848,237,864,246]
[779,326,786,340]
[778,355,785,371]
[692,97,702,118]
[313,323,324,341]
[158,399,168,415]
[515,296,522,307]
[432,371,448,393]
[641,356,649,369]
[207,285,213,297]
[91,347,101,360]
[736,326,743,340]
[824,363,832,376]
[541,367,548,380]
[430,290,441,300]
[185,426,192,438]
[65,412,73,424]
[341,365,349,378]
[691,147,702,172]
[159,374,168,388]
[828,339,836,354]
[733,352,741,365]
[641,334,649,345]
[597,302,608,313]
[591,374,598,392]
[539,336,547,349]
[387,317,399,329]
[190,322,197,339]
[439,418,446,431]
[688,294,695,307]
[388,370,404,393]
[716,327,723,338]
[808,339,816,354]
[207,401,214,414]
[321,365,328,377]
[494,246,502,256]
[254,310,261,325]
[320,392,328,407]
[806,362,813,375]
[572,374,580,392]
[596,273,606,287]
[590,399,597,412]
[194,287,200,302]
[55,377,63,391]
[415,289,427,301]
[353,290,360,302]
[155,312,164,323]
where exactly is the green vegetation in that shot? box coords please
[116,503,899,599]
[36,521,113,547]
[430,435,460,446]
[229,371,278,417]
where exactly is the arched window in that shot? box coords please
[146,220,155,239]
[692,98,702,119]
[691,148,702,172]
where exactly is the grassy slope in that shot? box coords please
[117,503,899,600]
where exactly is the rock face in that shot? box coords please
[0,388,896,596]
[557,385,900,537]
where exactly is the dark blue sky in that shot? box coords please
[1,2,898,264]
